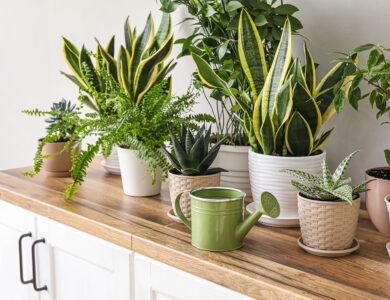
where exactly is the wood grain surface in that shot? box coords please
[0,158,389,299]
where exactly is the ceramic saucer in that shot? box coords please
[386,242,390,257]
[167,209,184,223]
[297,236,360,257]
[101,160,121,175]
[246,202,300,227]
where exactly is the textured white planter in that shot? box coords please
[117,146,162,196]
[211,145,251,195]
[101,147,121,175]
[248,149,326,227]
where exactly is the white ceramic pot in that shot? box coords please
[117,146,162,196]
[101,147,121,175]
[385,195,390,221]
[248,149,326,227]
[211,145,251,195]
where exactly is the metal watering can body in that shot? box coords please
[175,187,280,251]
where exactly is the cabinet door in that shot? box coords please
[36,216,133,300]
[0,200,39,300]
[134,254,253,300]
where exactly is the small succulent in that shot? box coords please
[282,151,375,205]
[45,99,77,137]
[164,125,227,176]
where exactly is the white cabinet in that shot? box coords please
[0,200,39,300]
[36,216,133,300]
[134,254,253,300]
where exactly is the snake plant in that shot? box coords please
[62,13,176,113]
[282,151,374,204]
[192,9,354,156]
[164,125,227,176]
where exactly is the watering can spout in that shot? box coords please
[235,192,280,242]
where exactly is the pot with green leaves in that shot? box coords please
[61,12,176,175]
[283,151,373,254]
[164,125,227,221]
[192,11,354,227]
[22,99,80,177]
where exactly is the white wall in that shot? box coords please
[0,0,389,186]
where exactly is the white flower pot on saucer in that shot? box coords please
[117,146,162,196]
[101,147,121,175]
[247,149,325,227]
[211,145,251,196]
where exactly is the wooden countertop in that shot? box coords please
[0,159,389,300]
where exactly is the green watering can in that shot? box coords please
[175,187,280,251]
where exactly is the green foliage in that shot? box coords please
[63,76,213,200]
[193,11,352,156]
[62,13,175,114]
[22,99,81,178]
[337,44,390,166]
[164,125,227,175]
[282,151,375,205]
[160,0,302,146]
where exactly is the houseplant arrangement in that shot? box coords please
[337,43,390,235]
[22,99,80,177]
[61,13,175,175]
[161,0,303,195]
[192,11,354,226]
[283,151,373,256]
[164,125,227,221]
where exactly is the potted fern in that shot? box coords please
[164,125,227,221]
[22,99,80,177]
[61,13,175,175]
[283,151,373,256]
[192,11,354,226]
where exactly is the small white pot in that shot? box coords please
[248,149,325,226]
[117,146,162,196]
[211,145,251,195]
[101,147,121,175]
[385,195,390,222]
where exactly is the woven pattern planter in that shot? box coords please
[168,170,221,219]
[298,193,360,250]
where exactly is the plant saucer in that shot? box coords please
[386,242,390,257]
[101,160,121,175]
[167,208,183,223]
[246,202,299,227]
[297,236,360,257]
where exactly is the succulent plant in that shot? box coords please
[282,151,375,205]
[45,99,77,137]
[164,125,227,176]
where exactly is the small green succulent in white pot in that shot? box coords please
[283,151,374,252]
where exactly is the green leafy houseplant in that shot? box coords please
[282,151,374,205]
[337,43,390,165]
[160,0,303,145]
[62,13,175,114]
[22,99,81,177]
[164,125,227,175]
[64,78,213,200]
[193,10,354,156]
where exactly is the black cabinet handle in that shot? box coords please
[31,238,47,292]
[18,232,33,285]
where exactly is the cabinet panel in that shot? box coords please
[134,254,253,300]
[0,200,39,300]
[36,216,132,300]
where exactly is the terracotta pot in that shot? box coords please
[298,193,360,250]
[365,167,390,235]
[168,170,220,219]
[211,145,251,195]
[41,140,77,177]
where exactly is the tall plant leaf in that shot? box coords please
[285,111,313,156]
[304,42,316,94]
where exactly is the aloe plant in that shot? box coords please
[62,13,176,113]
[164,125,227,175]
[192,9,354,156]
[282,151,374,205]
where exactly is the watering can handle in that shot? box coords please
[175,191,192,230]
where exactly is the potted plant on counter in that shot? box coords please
[337,43,390,235]
[192,11,354,226]
[160,0,303,195]
[22,99,80,177]
[164,125,227,221]
[61,13,175,175]
[283,151,373,256]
